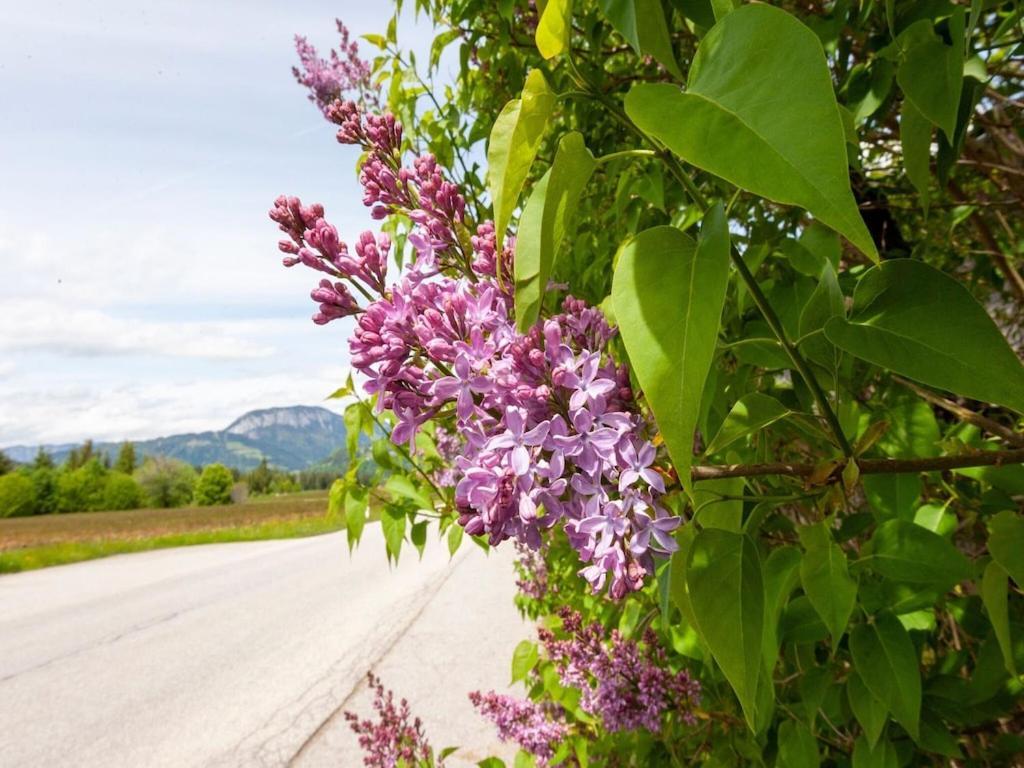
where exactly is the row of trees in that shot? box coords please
[0,444,235,517]
[0,444,343,518]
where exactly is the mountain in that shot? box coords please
[2,406,349,472]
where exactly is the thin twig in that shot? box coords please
[690,448,1024,482]
[892,375,1024,448]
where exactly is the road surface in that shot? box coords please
[0,527,527,767]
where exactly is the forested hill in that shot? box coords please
[3,406,349,471]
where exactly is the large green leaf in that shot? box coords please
[536,0,572,59]
[847,669,889,748]
[852,734,899,768]
[900,100,932,214]
[487,70,555,251]
[705,393,790,456]
[850,612,921,740]
[515,132,595,331]
[776,720,819,768]
[612,212,731,496]
[598,0,682,79]
[692,476,744,531]
[687,529,765,729]
[862,473,922,521]
[799,523,858,651]
[896,13,965,140]
[857,519,972,590]
[624,5,877,260]
[988,511,1024,587]
[981,560,1017,676]
[824,260,1024,414]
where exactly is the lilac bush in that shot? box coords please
[344,673,439,768]
[270,99,681,599]
[468,691,567,766]
[539,609,700,734]
[292,21,377,114]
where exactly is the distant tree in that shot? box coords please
[56,458,108,512]
[193,463,234,506]
[247,457,273,495]
[33,448,55,470]
[113,442,137,475]
[0,450,14,476]
[101,472,145,511]
[0,471,37,517]
[135,457,197,508]
[65,440,97,471]
[29,466,59,514]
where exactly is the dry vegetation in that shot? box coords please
[0,491,337,573]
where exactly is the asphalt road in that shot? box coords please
[0,527,526,767]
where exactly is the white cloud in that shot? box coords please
[0,299,275,359]
[0,366,351,447]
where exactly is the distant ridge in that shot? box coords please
[3,405,349,472]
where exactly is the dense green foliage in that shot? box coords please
[134,456,198,509]
[192,463,235,506]
[321,0,1024,764]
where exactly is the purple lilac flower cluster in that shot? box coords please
[344,673,439,768]
[292,20,377,114]
[271,96,681,597]
[468,691,568,766]
[539,609,701,733]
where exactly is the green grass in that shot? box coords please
[0,491,342,574]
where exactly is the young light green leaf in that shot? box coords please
[487,70,555,251]
[846,669,888,748]
[824,260,1024,414]
[776,720,819,768]
[850,611,921,740]
[511,640,539,683]
[515,132,596,331]
[598,0,682,79]
[612,210,731,497]
[799,523,858,651]
[988,511,1024,587]
[896,12,965,140]
[687,529,765,729]
[381,505,406,563]
[624,5,877,260]
[798,259,844,369]
[385,474,433,510]
[857,519,972,590]
[447,519,464,557]
[981,560,1017,676]
[705,393,791,456]
[536,0,572,59]
[900,100,932,214]
[344,485,368,550]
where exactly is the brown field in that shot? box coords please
[0,491,331,551]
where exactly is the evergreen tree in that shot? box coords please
[0,450,14,476]
[33,448,55,470]
[114,441,137,474]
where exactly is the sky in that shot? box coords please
[0,2,439,447]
